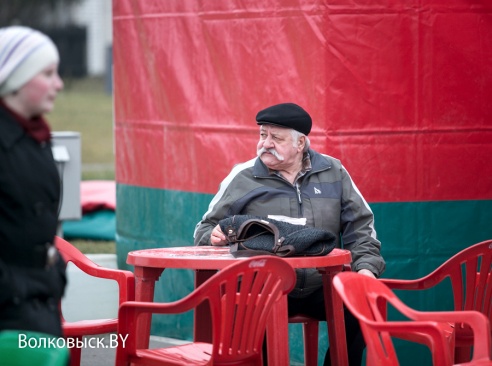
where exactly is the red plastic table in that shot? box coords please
[127,246,352,366]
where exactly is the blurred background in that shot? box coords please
[2,0,112,90]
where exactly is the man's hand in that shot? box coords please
[210,225,228,246]
[357,269,376,278]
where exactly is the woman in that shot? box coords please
[0,26,67,337]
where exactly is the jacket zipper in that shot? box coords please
[295,182,303,216]
[295,166,329,217]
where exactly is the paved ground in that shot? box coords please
[80,334,187,366]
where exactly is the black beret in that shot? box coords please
[256,103,312,135]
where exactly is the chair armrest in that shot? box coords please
[367,319,454,365]
[55,237,135,302]
[381,277,434,290]
[409,310,491,362]
[117,297,210,354]
[389,295,491,363]
[381,266,453,291]
[119,295,208,319]
[67,260,135,303]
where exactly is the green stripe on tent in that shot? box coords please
[116,183,492,365]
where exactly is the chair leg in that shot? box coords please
[303,321,319,366]
[69,337,82,366]
[454,346,472,364]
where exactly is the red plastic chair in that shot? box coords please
[333,272,492,366]
[381,239,492,363]
[115,255,296,366]
[55,236,135,366]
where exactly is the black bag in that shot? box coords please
[218,215,336,258]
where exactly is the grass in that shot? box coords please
[49,77,115,181]
[49,77,116,253]
[70,240,116,254]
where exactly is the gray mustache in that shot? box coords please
[257,147,285,161]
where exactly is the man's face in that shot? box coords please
[257,125,303,170]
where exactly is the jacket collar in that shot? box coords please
[0,105,24,150]
[253,149,332,178]
[309,149,333,172]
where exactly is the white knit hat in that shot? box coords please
[0,26,59,96]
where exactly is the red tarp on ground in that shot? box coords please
[80,180,116,214]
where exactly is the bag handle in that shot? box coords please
[226,217,286,253]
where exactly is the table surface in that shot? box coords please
[127,245,352,269]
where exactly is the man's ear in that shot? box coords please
[298,135,306,151]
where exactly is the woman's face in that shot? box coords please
[16,62,63,118]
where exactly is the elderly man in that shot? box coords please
[194,102,385,365]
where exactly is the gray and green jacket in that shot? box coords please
[194,149,385,297]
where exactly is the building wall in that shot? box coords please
[72,0,112,76]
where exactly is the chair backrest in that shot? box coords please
[333,272,492,366]
[201,256,296,363]
[118,256,296,365]
[431,240,492,316]
[383,240,492,319]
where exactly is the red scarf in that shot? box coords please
[0,99,51,143]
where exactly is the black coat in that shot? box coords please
[0,105,66,337]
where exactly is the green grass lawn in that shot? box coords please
[70,240,116,254]
[49,77,115,181]
[49,77,116,253]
